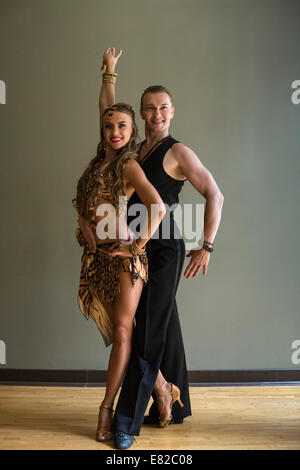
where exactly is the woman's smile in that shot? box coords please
[103,111,133,149]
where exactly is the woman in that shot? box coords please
[72,48,166,442]
[97,50,187,450]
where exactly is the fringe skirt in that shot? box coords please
[75,228,148,347]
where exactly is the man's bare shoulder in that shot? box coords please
[171,142,189,155]
[170,142,197,162]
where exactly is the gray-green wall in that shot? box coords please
[0,0,299,370]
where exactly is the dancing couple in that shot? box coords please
[73,47,224,449]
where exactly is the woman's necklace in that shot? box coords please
[93,156,111,178]
[86,156,108,194]
[99,160,110,177]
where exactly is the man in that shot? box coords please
[79,49,224,449]
[111,84,224,449]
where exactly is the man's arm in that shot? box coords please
[173,143,224,278]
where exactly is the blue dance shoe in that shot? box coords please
[114,430,135,449]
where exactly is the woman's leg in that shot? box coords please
[154,370,168,390]
[97,271,144,440]
[153,370,172,418]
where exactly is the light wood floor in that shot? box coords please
[0,385,299,450]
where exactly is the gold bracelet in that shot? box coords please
[131,239,146,255]
[102,73,118,81]
[102,72,118,77]
[102,77,117,84]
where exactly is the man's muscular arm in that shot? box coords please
[172,143,224,278]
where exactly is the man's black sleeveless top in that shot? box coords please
[127,135,186,240]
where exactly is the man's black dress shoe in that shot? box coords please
[143,415,184,425]
[114,430,135,449]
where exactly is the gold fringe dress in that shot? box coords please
[74,157,148,347]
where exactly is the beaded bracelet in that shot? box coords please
[202,243,214,253]
[130,239,146,256]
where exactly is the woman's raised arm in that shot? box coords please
[99,47,122,132]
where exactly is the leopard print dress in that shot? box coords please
[74,155,148,347]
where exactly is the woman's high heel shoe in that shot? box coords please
[155,381,184,428]
[96,402,114,442]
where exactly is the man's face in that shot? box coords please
[140,92,175,133]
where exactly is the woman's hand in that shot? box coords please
[101,47,123,74]
[109,233,134,258]
[184,248,211,278]
[78,216,97,253]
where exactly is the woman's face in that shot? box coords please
[102,111,133,151]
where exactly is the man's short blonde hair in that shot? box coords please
[140,85,173,108]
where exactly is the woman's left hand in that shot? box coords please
[101,47,123,73]
[109,240,133,258]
